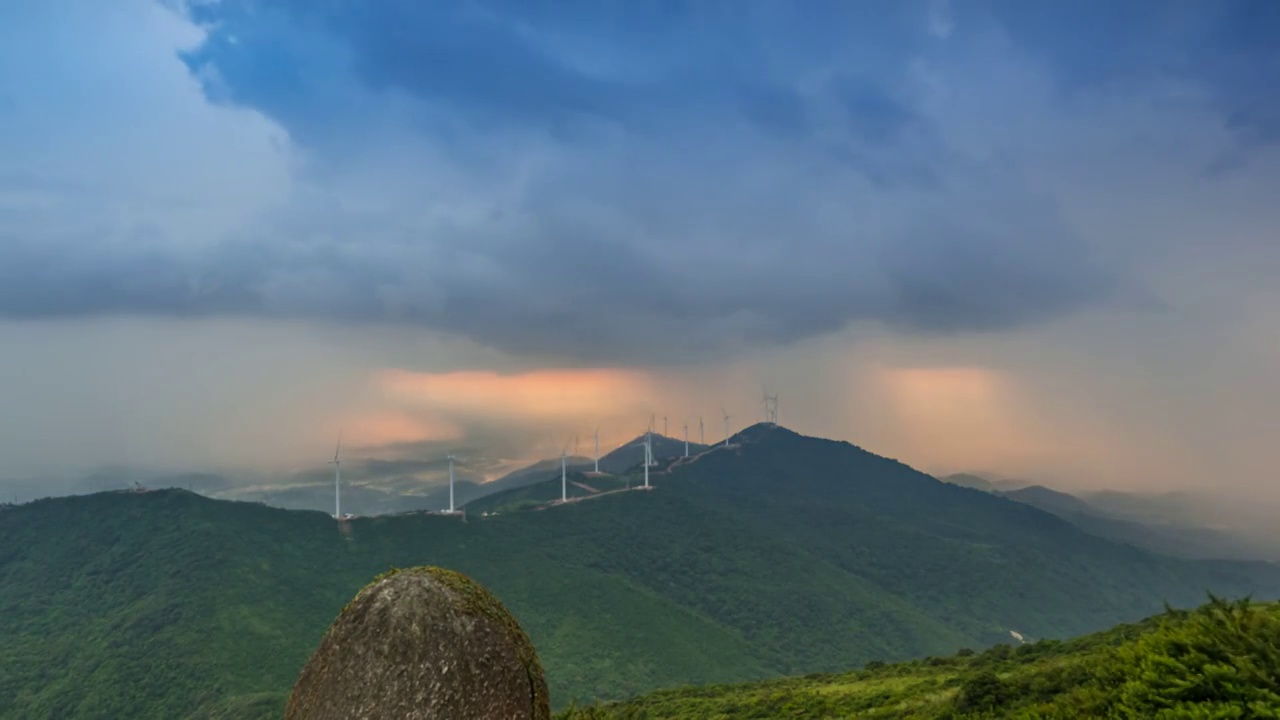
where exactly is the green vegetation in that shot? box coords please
[2,424,1279,718]
[557,596,1280,718]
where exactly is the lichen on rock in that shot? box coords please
[284,566,551,720]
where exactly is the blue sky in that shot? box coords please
[0,1,1278,498]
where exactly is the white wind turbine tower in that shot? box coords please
[762,388,779,426]
[644,426,651,467]
[644,431,652,489]
[332,432,343,520]
[446,454,456,514]
[683,422,689,457]
[699,416,705,446]
[721,408,731,447]
[593,427,600,474]
[646,416,657,467]
[560,440,570,503]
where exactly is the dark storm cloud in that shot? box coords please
[12,0,1264,365]
[0,197,1110,366]
[986,0,1280,154]
[181,0,928,140]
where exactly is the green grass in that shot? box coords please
[2,425,1279,718]
[557,597,1280,718]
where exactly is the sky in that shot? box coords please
[1,0,1278,501]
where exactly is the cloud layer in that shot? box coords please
[2,1,1279,504]
[1,0,1207,364]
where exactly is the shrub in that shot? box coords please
[983,643,1012,661]
[954,670,1009,714]
[1110,596,1280,717]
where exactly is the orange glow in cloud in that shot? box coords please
[377,368,654,420]
[882,366,1004,420]
[342,410,464,449]
[873,365,1052,470]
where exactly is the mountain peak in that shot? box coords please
[734,422,795,439]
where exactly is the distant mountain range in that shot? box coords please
[937,472,1029,493]
[462,433,711,508]
[22,434,714,520]
[462,434,710,514]
[3,424,1278,719]
[940,474,1280,562]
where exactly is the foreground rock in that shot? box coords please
[285,566,551,720]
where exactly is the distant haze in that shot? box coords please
[1,2,1278,508]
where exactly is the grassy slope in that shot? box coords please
[558,598,1280,719]
[2,425,1279,718]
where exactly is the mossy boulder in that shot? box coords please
[284,566,550,720]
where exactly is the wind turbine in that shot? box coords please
[683,422,689,457]
[722,408,730,447]
[644,431,651,489]
[762,387,779,426]
[332,432,343,520]
[699,416,705,446]
[446,454,456,514]
[593,427,600,474]
[561,439,570,503]
[646,416,656,467]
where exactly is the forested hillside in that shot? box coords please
[2,425,1277,718]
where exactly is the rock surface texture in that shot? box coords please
[284,566,551,720]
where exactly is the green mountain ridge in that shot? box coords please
[2,424,1278,718]
[19,433,710,521]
